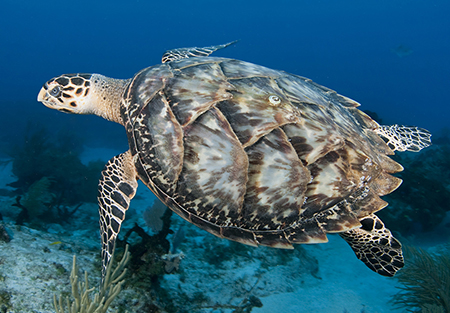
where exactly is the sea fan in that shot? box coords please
[143,200,167,233]
[393,246,450,312]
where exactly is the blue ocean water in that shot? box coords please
[1,0,449,150]
[0,1,449,311]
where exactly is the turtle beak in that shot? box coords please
[37,87,56,109]
[37,87,47,102]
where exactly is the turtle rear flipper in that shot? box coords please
[375,124,432,152]
[98,150,138,278]
[339,214,404,277]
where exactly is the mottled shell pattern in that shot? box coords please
[121,56,401,249]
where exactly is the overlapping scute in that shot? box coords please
[123,56,402,247]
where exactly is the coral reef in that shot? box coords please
[54,245,130,313]
[421,304,446,313]
[6,125,104,226]
[379,144,450,235]
[20,176,54,218]
[9,125,103,204]
[143,200,167,234]
[118,207,173,274]
[0,288,12,313]
[0,224,10,243]
[161,252,184,273]
[393,245,450,312]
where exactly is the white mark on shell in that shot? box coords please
[268,95,281,106]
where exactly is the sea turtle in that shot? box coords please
[37,42,431,277]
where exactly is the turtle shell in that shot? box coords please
[120,57,403,248]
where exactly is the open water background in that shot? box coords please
[0,0,449,151]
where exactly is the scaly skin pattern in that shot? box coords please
[38,54,431,277]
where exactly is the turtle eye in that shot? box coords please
[50,86,61,97]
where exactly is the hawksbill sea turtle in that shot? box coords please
[37,42,431,277]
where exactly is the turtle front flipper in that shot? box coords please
[98,150,138,277]
[375,124,432,152]
[161,40,238,63]
[339,214,404,277]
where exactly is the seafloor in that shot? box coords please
[0,146,448,313]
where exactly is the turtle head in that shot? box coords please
[38,73,130,124]
[38,73,95,114]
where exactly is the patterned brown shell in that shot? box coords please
[120,57,403,248]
